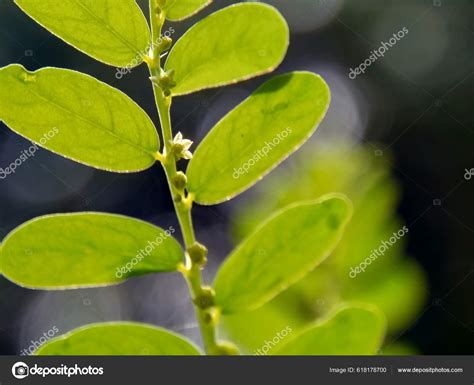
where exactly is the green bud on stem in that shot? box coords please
[187,242,208,265]
[172,171,187,190]
[193,287,215,309]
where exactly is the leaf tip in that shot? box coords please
[316,193,354,228]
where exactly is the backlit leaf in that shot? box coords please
[15,0,151,67]
[275,305,386,355]
[164,0,212,21]
[0,213,183,289]
[214,196,352,314]
[165,3,289,95]
[36,322,201,355]
[0,65,159,172]
[187,72,330,205]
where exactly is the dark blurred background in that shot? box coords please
[0,0,472,354]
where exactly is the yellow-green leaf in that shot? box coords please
[187,72,330,205]
[214,195,352,314]
[0,213,183,289]
[275,305,386,355]
[36,322,201,355]
[165,3,289,95]
[14,0,151,67]
[0,65,159,172]
[164,0,212,21]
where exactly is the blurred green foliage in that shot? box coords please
[222,142,427,354]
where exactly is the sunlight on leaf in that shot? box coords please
[164,0,212,21]
[0,213,183,289]
[187,72,330,205]
[165,3,289,95]
[14,0,151,67]
[275,305,386,355]
[0,65,159,172]
[36,322,201,355]
[214,195,352,314]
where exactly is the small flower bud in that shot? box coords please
[193,287,215,309]
[150,68,176,96]
[187,242,208,265]
[172,172,187,190]
[158,36,173,53]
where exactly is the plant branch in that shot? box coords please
[147,0,222,355]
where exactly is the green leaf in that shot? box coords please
[36,322,201,355]
[342,259,427,333]
[14,0,151,67]
[0,213,183,289]
[164,0,212,21]
[221,294,309,354]
[214,195,352,314]
[165,3,289,96]
[0,65,159,172]
[275,305,386,355]
[187,72,330,205]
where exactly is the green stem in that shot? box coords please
[147,1,218,354]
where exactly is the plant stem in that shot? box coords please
[147,0,218,354]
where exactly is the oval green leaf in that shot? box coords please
[164,3,289,95]
[275,305,386,355]
[0,65,159,172]
[14,0,151,67]
[0,213,183,289]
[187,72,330,205]
[164,0,212,21]
[214,195,352,314]
[36,322,201,355]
